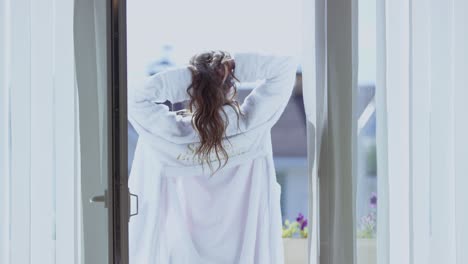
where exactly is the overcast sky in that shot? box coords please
[127,0,375,88]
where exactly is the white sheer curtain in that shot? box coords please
[0,0,81,263]
[376,0,468,263]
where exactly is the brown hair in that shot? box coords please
[186,50,243,174]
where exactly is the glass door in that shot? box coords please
[74,0,110,263]
[76,0,130,263]
[74,0,130,262]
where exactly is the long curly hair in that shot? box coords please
[186,50,243,174]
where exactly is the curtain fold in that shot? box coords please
[380,0,412,263]
[375,1,390,264]
[322,0,358,262]
[377,0,468,263]
[453,3,468,263]
[0,0,80,263]
[0,0,9,262]
[302,0,358,263]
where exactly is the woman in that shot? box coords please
[128,50,298,264]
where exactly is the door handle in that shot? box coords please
[129,191,139,219]
[90,190,108,208]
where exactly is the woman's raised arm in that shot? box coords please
[128,67,197,144]
[231,52,299,131]
[128,52,299,143]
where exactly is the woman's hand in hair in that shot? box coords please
[220,59,235,84]
[223,59,235,73]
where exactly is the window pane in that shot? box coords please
[357,0,377,263]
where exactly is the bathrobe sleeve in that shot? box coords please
[232,52,298,130]
[128,66,196,143]
[128,52,298,144]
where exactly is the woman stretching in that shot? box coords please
[128,50,298,264]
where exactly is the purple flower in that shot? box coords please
[296,213,304,223]
[296,213,308,230]
[370,192,377,208]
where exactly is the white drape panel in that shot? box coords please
[302,0,358,263]
[453,3,468,263]
[0,0,80,263]
[377,0,468,263]
[0,1,11,263]
[378,0,412,263]
[409,1,431,263]
[375,1,390,264]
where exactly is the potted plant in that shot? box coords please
[357,192,377,264]
[282,213,309,264]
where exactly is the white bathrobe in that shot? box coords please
[128,52,298,264]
